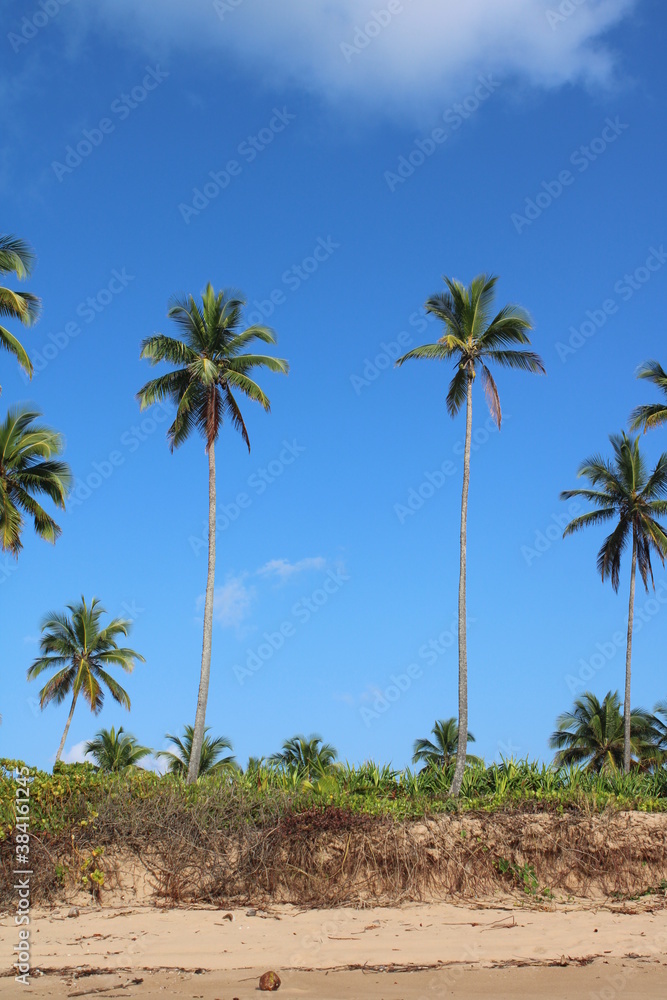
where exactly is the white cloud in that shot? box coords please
[78,0,637,113]
[207,574,256,628]
[257,556,326,582]
[61,740,90,764]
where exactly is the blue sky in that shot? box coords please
[1,0,666,772]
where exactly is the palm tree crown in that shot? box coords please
[549,691,661,772]
[27,597,145,763]
[84,726,152,772]
[412,718,480,770]
[269,734,339,780]
[0,406,71,556]
[630,360,667,433]
[137,284,289,452]
[157,725,236,778]
[396,274,544,426]
[561,433,667,592]
[0,234,40,388]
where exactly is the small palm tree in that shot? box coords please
[0,234,40,390]
[412,718,481,770]
[157,725,236,778]
[549,691,661,772]
[84,726,151,772]
[653,700,667,753]
[27,597,145,763]
[561,433,667,773]
[269,734,338,780]
[630,361,667,432]
[0,406,71,555]
[396,274,544,795]
[137,284,288,784]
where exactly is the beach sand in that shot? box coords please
[1,900,665,998]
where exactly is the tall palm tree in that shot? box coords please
[0,406,71,556]
[561,433,667,773]
[84,726,151,772]
[157,725,236,778]
[0,234,40,390]
[396,274,544,795]
[269,734,338,780]
[137,285,288,785]
[630,360,667,433]
[549,691,661,772]
[412,718,481,770]
[27,597,145,763]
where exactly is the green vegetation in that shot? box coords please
[412,718,480,770]
[84,727,152,773]
[269,734,339,780]
[549,691,663,772]
[0,406,71,555]
[137,284,288,785]
[0,234,40,389]
[561,434,667,772]
[157,725,237,778]
[396,274,545,794]
[26,597,145,763]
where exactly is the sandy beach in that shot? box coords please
[2,900,666,998]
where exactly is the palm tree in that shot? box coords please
[269,734,339,780]
[412,718,481,770]
[137,284,288,784]
[653,700,667,754]
[0,406,71,555]
[549,691,661,772]
[630,361,667,433]
[396,274,544,795]
[0,234,40,390]
[157,725,236,778]
[84,726,151,772]
[27,597,145,763]
[561,433,667,773]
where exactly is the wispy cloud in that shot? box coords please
[61,740,89,764]
[205,573,257,629]
[76,0,637,114]
[257,556,326,582]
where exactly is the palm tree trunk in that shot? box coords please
[54,690,79,764]
[450,371,473,797]
[187,439,217,785]
[623,534,637,775]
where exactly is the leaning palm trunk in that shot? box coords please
[55,690,79,764]
[623,535,637,775]
[450,371,473,796]
[187,441,217,784]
